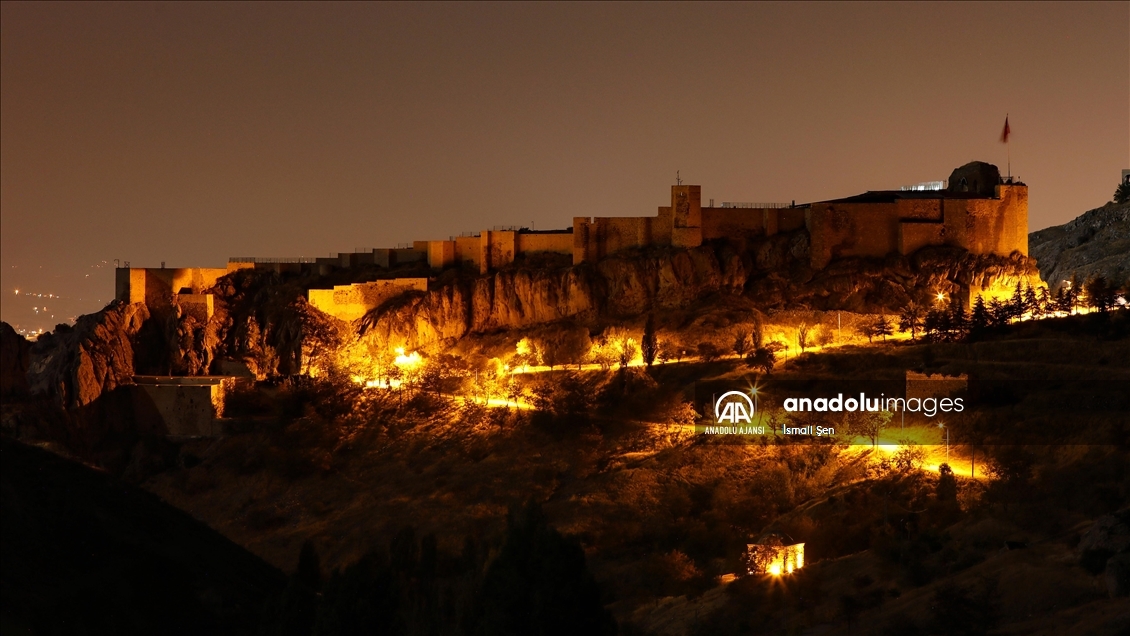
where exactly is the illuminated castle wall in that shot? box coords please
[571,185,807,265]
[115,161,1030,319]
[307,278,428,322]
[572,161,1028,271]
[114,262,255,321]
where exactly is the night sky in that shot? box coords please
[2,2,1127,335]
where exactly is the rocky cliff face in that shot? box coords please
[27,301,150,409]
[1029,202,1130,290]
[773,247,1041,312]
[357,233,1040,351]
[358,244,747,350]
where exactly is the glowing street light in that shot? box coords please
[938,421,949,461]
[747,384,761,414]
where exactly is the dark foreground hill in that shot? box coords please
[0,438,286,635]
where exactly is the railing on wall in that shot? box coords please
[228,257,318,264]
[899,181,947,192]
[719,202,792,209]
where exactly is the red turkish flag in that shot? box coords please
[1000,116,1010,143]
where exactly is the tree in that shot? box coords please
[469,502,617,636]
[1085,276,1116,313]
[988,298,1008,327]
[641,314,658,367]
[745,346,776,374]
[297,539,322,592]
[843,410,890,448]
[935,463,958,507]
[860,315,893,343]
[616,338,639,369]
[659,338,683,364]
[598,328,640,370]
[1008,281,1025,322]
[946,411,984,479]
[314,552,403,636]
[513,337,540,369]
[875,315,894,341]
[530,372,594,418]
[1053,285,1069,315]
[986,446,1034,489]
[969,295,990,336]
[506,377,526,410]
[898,301,924,341]
[537,326,591,369]
[1068,272,1083,314]
[892,441,926,472]
[859,321,879,343]
[261,542,322,636]
[1115,180,1130,204]
[1035,286,1052,319]
[472,357,508,405]
[947,297,969,339]
[814,324,835,347]
[1022,284,1039,319]
[922,309,947,342]
[732,329,752,358]
[587,338,617,371]
[797,323,811,352]
[697,342,723,362]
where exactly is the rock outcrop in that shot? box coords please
[1,322,31,397]
[1029,202,1130,290]
[354,234,1040,350]
[357,244,746,350]
[1077,509,1130,598]
[27,301,150,408]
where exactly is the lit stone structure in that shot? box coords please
[743,537,805,576]
[115,161,1034,314]
[307,278,428,322]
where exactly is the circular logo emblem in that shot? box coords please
[715,391,755,424]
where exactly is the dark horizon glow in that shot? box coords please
[2,2,1127,333]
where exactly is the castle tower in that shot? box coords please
[670,184,702,248]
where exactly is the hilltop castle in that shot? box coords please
[115,161,1030,322]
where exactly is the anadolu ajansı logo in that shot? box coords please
[700,389,766,435]
[715,391,755,424]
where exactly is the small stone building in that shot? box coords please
[743,535,805,576]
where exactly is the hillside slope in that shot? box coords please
[1029,201,1130,289]
[0,438,286,634]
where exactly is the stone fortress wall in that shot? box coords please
[115,161,1032,323]
[115,262,256,321]
[307,278,428,322]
